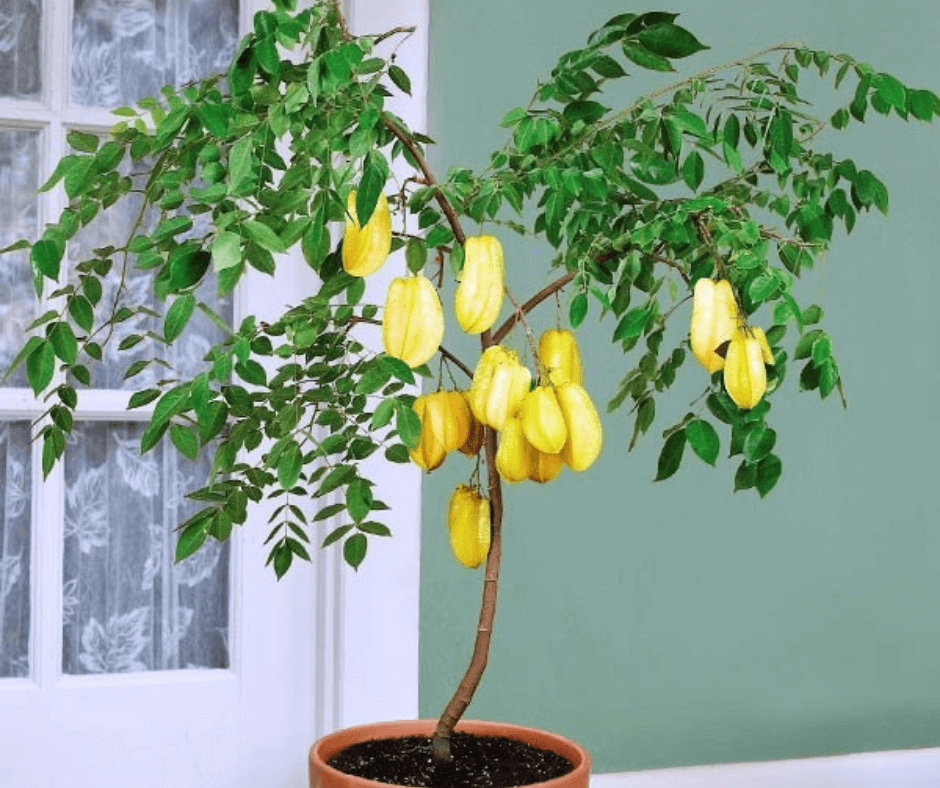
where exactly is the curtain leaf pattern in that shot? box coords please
[62,422,229,674]
[71,0,239,107]
[0,0,41,99]
[0,423,31,678]
[0,129,39,388]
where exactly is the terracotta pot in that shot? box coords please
[309,718,591,788]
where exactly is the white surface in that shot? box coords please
[591,746,940,788]
[0,0,427,786]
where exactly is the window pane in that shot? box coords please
[71,0,239,108]
[0,422,31,678]
[0,0,42,99]
[0,128,39,388]
[62,422,229,674]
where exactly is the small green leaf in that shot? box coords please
[164,293,195,343]
[654,428,686,481]
[613,307,648,342]
[212,231,242,272]
[318,464,355,495]
[734,461,757,492]
[638,23,708,59]
[278,441,303,489]
[31,239,63,280]
[26,341,55,395]
[346,479,373,523]
[176,517,210,562]
[388,64,412,95]
[743,424,777,463]
[406,237,427,273]
[756,454,783,497]
[356,152,387,226]
[48,322,78,365]
[682,151,704,191]
[170,423,199,460]
[343,533,368,570]
[686,419,719,466]
[794,329,823,360]
[384,444,410,463]
[128,388,161,409]
[569,293,588,329]
[622,41,674,72]
[396,402,422,450]
[242,220,285,253]
[500,107,527,128]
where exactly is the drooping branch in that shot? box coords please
[439,346,474,380]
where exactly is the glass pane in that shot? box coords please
[0,128,39,388]
[62,422,229,675]
[0,0,42,100]
[0,422,31,679]
[68,154,231,390]
[71,0,239,107]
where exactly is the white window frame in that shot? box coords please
[0,0,426,785]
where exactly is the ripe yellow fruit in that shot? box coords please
[457,392,485,457]
[455,235,505,334]
[342,190,392,277]
[520,385,567,455]
[555,382,603,472]
[382,275,445,368]
[750,326,775,364]
[448,485,491,569]
[529,448,563,483]
[495,416,534,483]
[409,396,447,472]
[424,390,472,453]
[467,346,531,430]
[724,327,773,410]
[690,278,738,374]
[538,329,583,386]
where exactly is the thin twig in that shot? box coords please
[492,271,576,344]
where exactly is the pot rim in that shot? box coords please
[310,718,591,788]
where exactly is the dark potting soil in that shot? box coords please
[326,732,575,788]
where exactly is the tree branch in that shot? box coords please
[492,271,576,345]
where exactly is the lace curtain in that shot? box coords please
[0,0,240,678]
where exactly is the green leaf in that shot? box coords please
[622,41,674,72]
[396,402,422,449]
[343,533,368,570]
[569,293,588,329]
[637,23,708,59]
[500,107,527,128]
[31,239,63,280]
[371,398,396,430]
[319,464,355,495]
[756,454,783,497]
[278,441,303,489]
[227,137,253,192]
[153,215,193,244]
[812,333,832,365]
[242,220,285,253]
[212,231,242,271]
[873,72,906,113]
[388,64,412,95]
[355,153,386,226]
[794,329,823,360]
[170,423,199,461]
[686,419,719,466]
[272,543,293,579]
[734,461,757,492]
[910,89,937,121]
[681,151,704,191]
[384,444,410,463]
[346,478,373,523]
[26,341,55,395]
[67,130,99,153]
[406,237,427,273]
[128,388,161,409]
[322,524,353,548]
[48,322,78,365]
[64,157,96,198]
[164,293,195,343]
[743,424,777,463]
[175,518,210,562]
[654,428,686,481]
[613,306,649,342]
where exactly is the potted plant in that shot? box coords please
[4,0,937,785]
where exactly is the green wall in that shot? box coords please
[419,0,940,773]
